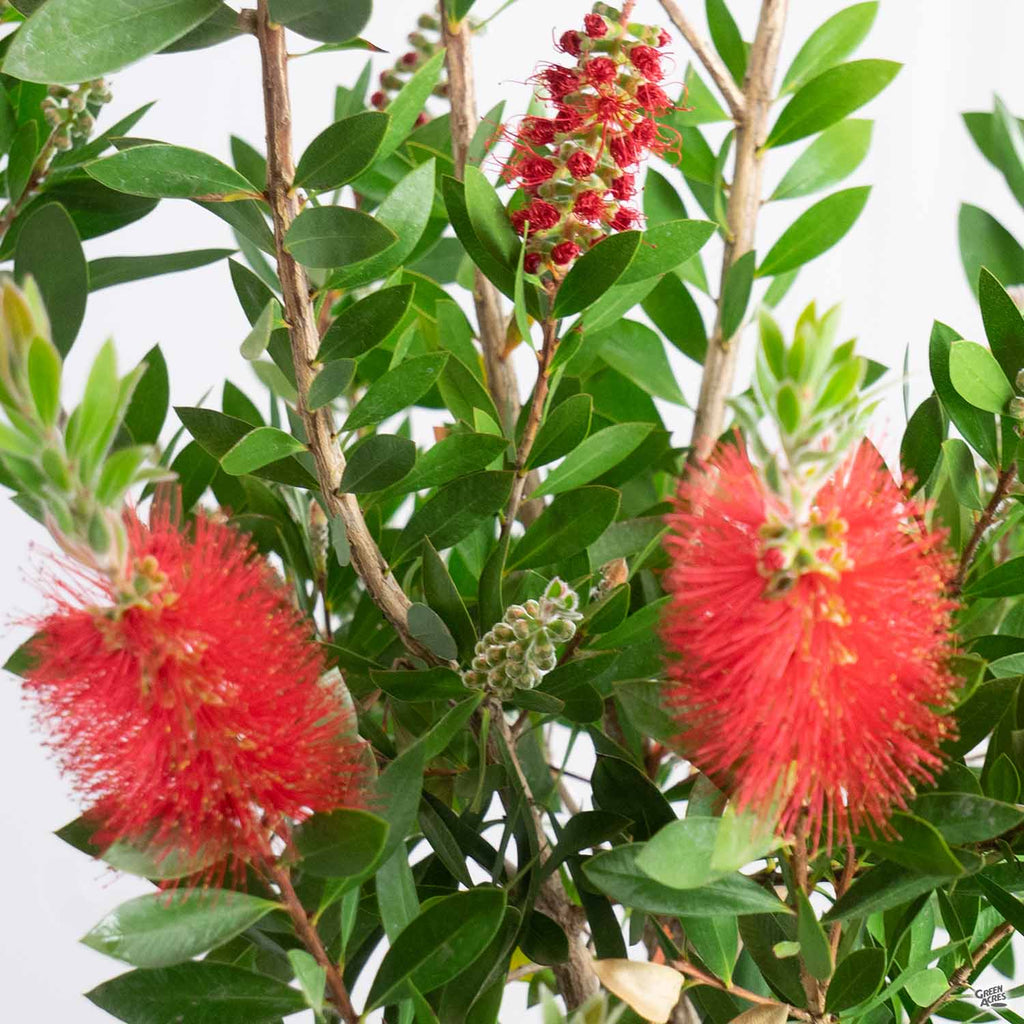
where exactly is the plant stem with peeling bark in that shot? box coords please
[500,316,558,539]
[661,0,788,461]
[254,1,433,662]
[267,860,358,1024]
[672,961,812,1021]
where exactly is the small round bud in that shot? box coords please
[1010,396,1024,421]
[1016,368,1024,392]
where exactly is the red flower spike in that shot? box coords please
[584,56,619,86]
[610,206,640,231]
[609,132,640,168]
[629,44,664,81]
[523,252,544,274]
[609,172,636,200]
[566,150,597,179]
[636,82,673,113]
[511,155,557,187]
[551,240,582,264]
[631,116,659,147]
[661,444,958,848]
[23,508,366,873]
[658,28,672,47]
[525,199,562,230]
[510,209,530,236]
[558,30,583,57]
[584,13,609,38]
[541,64,580,100]
[519,116,557,145]
[552,104,585,134]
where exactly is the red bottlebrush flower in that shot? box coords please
[584,13,608,38]
[401,51,419,67]
[23,509,366,872]
[519,116,557,145]
[636,82,673,113]
[629,44,664,81]
[661,443,958,847]
[541,64,580,100]
[573,190,607,223]
[525,198,561,230]
[510,208,530,236]
[553,103,585,134]
[523,252,544,274]
[566,150,596,179]
[610,205,640,231]
[658,28,672,47]
[632,116,659,147]
[551,240,581,264]
[584,56,619,86]
[558,30,583,57]
[511,155,556,187]
[609,132,640,168]
[609,172,636,200]
[370,90,387,110]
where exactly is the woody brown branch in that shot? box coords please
[254,0,434,663]
[661,0,789,461]
[950,463,1016,594]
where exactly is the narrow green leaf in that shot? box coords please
[706,0,746,83]
[308,358,356,411]
[942,438,984,510]
[771,119,873,200]
[318,284,414,362]
[422,539,477,660]
[342,352,448,431]
[285,206,397,269]
[88,248,234,291]
[797,891,833,980]
[295,109,388,190]
[464,164,518,267]
[528,394,593,468]
[617,219,716,286]
[900,394,945,490]
[5,0,222,83]
[390,432,508,493]
[767,60,901,148]
[979,268,1024,386]
[976,875,1024,933]
[958,204,1024,297]
[948,340,1013,413]
[294,808,389,878]
[780,3,880,94]
[239,299,277,360]
[378,50,447,163]
[81,890,277,968]
[269,0,370,42]
[554,232,642,317]
[27,335,61,427]
[340,434,414,492]
[407,602,459,661]
[531,422,652,497]
[86,144,260,200]
[509,486,620,569]
[220,426,306,475]
[758,187,871,276]
[858,811,964,876]
[721,250,756,339]
[287,949,326,1017]
[825,948,887,1012]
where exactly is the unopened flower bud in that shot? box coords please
[1010,396,1024,421]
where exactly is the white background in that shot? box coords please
[2,1,1023,1020]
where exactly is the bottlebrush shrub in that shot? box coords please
[0,1,1023,1024]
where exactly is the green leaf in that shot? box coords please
[822,860,956,922]
[900,394,945,490]
[89,248,234,292]
[422,539,477,660]
[318,284,414,361]
[268,0,370,42]
[367,888,507,1008]
[376,742,426,865]
[371,666,468,702]
[14,203,87,356]
[858,811,964,876]
[5,0,222,83]
[220,426,306,475]
[554,232,642,317]
[637,815,779,890]
[285,206,398,269]
[294,808,389,878]
[341,434,414,492]
[674,64,729,125]
[66,339,118,460]
[680,916,739,985]
[287,949,326,1017]
[948,340,1013,413]
[758,187,871,276]
[464,165,518,268]
[530,422,652,498]
[86,962,307,1023]
[509,486,620,569]
[942,438,984,510]
[239,299,277,361]
[979,268,1024,386]
[342,352,448,431]
[975,874,1024,932]
[407,602,459,661]
[390,432,508,493]
[721,250,756,339]
[706,0,746,83]
[176,406,317,489]
[958,204,1024,297]
[27,336,61,427]
[797,891,833,980]
[771,119,873,200]
[598,325,685,406]
[160,3,244,52]
[6,120,39,204]
[614,679,679,745]
[767,60,901,148]
[295,110,388,191]
[308,358,356,411]
[394,470,512,560]
[964,557,1024,597]
[327,159,437,288]
[642,273,707,363]
[378,50,447,163]
[527,394,593,468]
[825,948,887,1012]
[780,3,879,95]
[86,144,259,200]
[929,320,999,467]
[617,219,716,286]
[946,677,1021,754]
[81,890,277,968]
[584,844,790,917]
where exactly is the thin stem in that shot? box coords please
[501,315,558,538]
[679,0,789,461]
[671,961,812,1021]
[828,841,856,958]
[910,922,1014,1024]
[254,1,436,663]
[789,813,825,1016]
[950,463,1016,594]
[267,860,358,1024]
[657,0,746,121]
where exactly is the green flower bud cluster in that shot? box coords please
[463,578,582,697]
[731,303,873,521]
[0,278,170,584]
[1010,368,1024,433]
[41,79,111,152]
